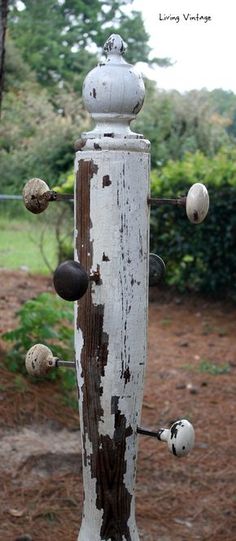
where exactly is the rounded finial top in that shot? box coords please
[104,34,127,56]
[82,33,146,144]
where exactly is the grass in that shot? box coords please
[198,359,231,375]
[160,317,172,327]
[183,358,231,376]
[0,213,58,274]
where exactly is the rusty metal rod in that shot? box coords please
[42,191,73,202]
[137,426,161,439]
[148,196,186,207]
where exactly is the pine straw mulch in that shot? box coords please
[0,270,236,541]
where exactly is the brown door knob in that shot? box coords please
[53,260,89,301]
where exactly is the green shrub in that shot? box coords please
[2,292,74,378]
[150,147,236,298]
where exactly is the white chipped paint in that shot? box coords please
[90,151,149,434]
[75,325,84,375]
[127,513,140,541]
[74,229,78,243]
[76,148,149,541]
[75,33,150,541]
[124,432,137,494]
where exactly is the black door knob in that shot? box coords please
[53,260,89,301]
[149,253,166,286]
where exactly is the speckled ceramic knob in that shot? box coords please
[158,419,195,457]
[25,344,56,376]
[23,178,50,214]
[186,182,209,224]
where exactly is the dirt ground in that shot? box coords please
[0,269,235,541]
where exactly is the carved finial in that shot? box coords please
[81,33,147,147]
[104,34,127,56]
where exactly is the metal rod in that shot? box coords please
[0,194,23,200]
[42,191,74,202]
[137,426,160,438]
[55,359,75,368]
[148,196,186,207]
[0,193,73,202]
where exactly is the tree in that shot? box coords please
[134,84,231,167]
[8,0,160,93]
[0,0,9,114]
[209,89,236,139]
[0,39,90,194]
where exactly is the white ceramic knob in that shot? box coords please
[186,182,209,224]
[158,419,195,457]
[23,178,50,214]
[25,344,56,376]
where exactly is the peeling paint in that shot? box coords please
[102,252,110,262]
[74,30,151,540]
[123,367,131,384]
[102,175,112,188]
[75,151,149,541]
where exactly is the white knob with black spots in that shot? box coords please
[137,419,195,457]
[157,419,195,457]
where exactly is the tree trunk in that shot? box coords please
[0,0,8,115]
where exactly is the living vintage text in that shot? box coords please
[159,13,212,23]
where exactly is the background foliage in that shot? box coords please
[150,148,236,298]
[3,292,74,373]
[1,0,236,298]
[2,292,76,401]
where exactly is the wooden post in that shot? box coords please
[74,34,150,541]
